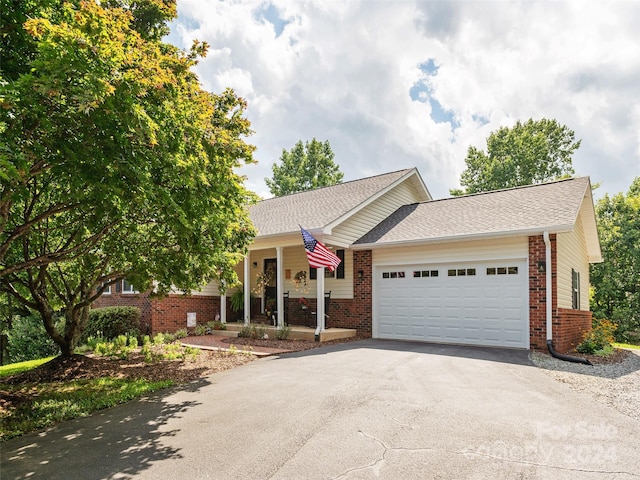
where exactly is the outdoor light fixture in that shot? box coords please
[358,270,364,279]
[537,261,546,273]
[253,262,258,267]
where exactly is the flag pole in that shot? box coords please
[315,266,325,341]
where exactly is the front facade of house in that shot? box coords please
[94,168,602,353]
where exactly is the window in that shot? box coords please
[413,270,439,278]
[122,280,138,294]
[103,284,111,295]
[448,268,476,277]
[310,250,345,280]
[486,266,518,275]
[572,269,580,309]
[382,271,405,279]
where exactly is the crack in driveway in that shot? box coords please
[329,430,640,479]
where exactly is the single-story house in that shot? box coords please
[94,168,602,352]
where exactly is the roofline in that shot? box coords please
[351,225,576,250]
[322,168,431,234]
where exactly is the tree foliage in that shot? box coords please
[451,118,580,195]
[266,138,343,196]
[0,0,256,355]
[590,178,640,341]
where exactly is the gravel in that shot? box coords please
[530,349,640,421]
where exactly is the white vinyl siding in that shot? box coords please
[328,182,424,246]
[373,237,528,266]
[557,213,590,310]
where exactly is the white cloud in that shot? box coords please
[169,0,640,200]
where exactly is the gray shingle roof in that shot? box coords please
[249,169,416,236]
[354,177,592,245]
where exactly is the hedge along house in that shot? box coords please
[94,168,602,353]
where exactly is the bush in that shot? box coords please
[6,314,61,363]
[276,326,290,340]
[237,325,267,339]
[576,319,617,354]
[84,307,141,342]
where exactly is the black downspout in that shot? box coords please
[547,339,592,365]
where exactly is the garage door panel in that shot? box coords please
[375,260,528,348]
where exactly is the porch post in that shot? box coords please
[220,291,226,324]
[276,246,284,329]
[244,254,251,325]
[315,266,325,338]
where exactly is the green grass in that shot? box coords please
[0,357,56,378]
[1,377,173,441]
[614,342,640,350]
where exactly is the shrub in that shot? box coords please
[237,325,267,339]
[193,324,208,336]
[84,307,141,342]
[577,319,617,354]
[276,326,290,340]
[6,314,61,363]
[174,329,188,339]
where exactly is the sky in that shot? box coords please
[166,0,640,201]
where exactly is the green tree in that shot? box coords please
[590,178,640,342]
[451,118,580,195]
[266,138,343,196]
[0,0,256,356]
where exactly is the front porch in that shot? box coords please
[223,322,357,342]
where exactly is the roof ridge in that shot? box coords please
[257,168,414,204]
[438,176,588,202]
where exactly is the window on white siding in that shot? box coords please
[572,269,580,309]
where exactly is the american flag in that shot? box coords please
[300,227,341,272]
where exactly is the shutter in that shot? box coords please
[336,250,345,279]
[310,268,317,280]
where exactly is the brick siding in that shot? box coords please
[528,234,591,353]
[93,292,153,335]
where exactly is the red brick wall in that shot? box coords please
[93,292,153,335]
[554,308,592,352]
[151,295,220,334]
[351,250,373,337]
[528,234,591,353]
[529,235,550,351]
[93,291,221,335]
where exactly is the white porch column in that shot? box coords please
[276,246,284,329]
[220,291,226,324]
[244,254,251,325]
[315,266,326,338]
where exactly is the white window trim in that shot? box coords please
[122,280,139,294]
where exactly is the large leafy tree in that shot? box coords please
[0,0,256,355]
[451,118,580,195]
[266,138,343,196]
[590,178,640,341]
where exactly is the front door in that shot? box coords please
[263,258,277,307]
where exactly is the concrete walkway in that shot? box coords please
[3,340,639,479]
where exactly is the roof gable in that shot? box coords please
[354,177,601,261]
[249,168,430,238]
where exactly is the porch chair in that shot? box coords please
[311,291,331,328]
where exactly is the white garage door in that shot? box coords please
[374,261,529,348]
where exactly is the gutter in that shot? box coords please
[543,230,591,365]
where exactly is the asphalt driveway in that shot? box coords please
[3,340,639,479]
